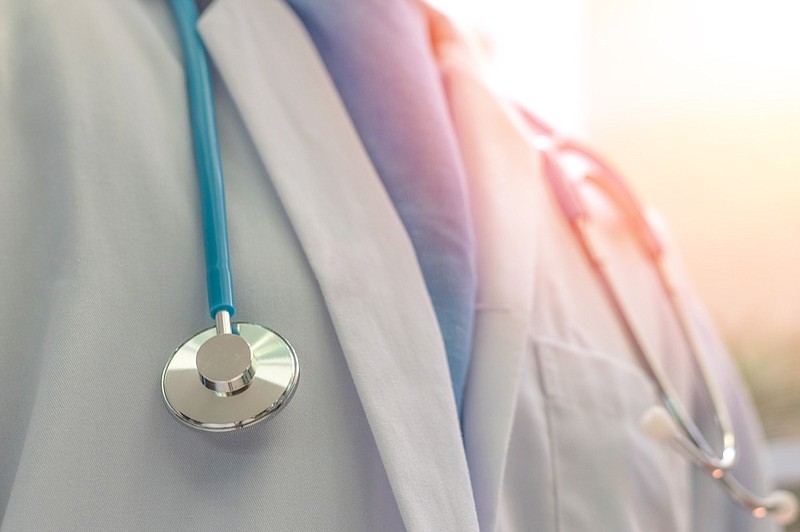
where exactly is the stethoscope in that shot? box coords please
[161,0,299,432]
[516,106,798,525]
[160,0,795,523]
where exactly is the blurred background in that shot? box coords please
[432,0,800,523]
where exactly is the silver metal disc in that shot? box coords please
[162,323,299,432]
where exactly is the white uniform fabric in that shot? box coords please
[0,1,777,531]
[427,10,777,531]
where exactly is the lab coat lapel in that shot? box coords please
[197,1,478,530]
[427,8,540,530]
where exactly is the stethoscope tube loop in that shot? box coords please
[564,151,737,472]
[519,103,791,522]
[536,121,737,470]
[561,172,736,471]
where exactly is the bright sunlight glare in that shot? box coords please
[430,0,800,347]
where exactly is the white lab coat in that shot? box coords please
[0,1,777,531]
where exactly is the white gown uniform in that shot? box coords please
[0,1,777,531]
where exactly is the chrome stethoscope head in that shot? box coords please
[162,311,299,432]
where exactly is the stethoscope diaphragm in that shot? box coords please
[162,323,299,432]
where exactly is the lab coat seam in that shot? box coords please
[534,342,562,532]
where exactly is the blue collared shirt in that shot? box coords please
[287,0,477,417]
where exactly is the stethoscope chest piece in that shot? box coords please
[162,323,299,432]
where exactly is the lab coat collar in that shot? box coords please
[197,1,479,530]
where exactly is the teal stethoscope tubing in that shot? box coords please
[170,0,234,320]
[162,0,301,433]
